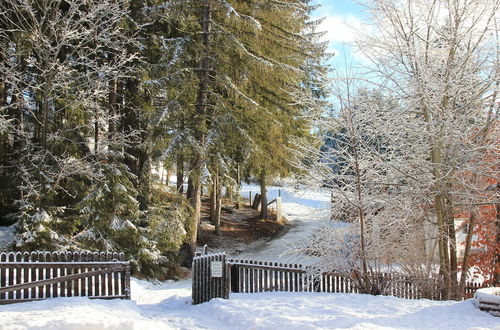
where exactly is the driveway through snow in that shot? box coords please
[238,184,330,262]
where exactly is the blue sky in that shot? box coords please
[312,1,370,68]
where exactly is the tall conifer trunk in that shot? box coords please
[177,155,184,193]
[215,175,222,236]
[188,0,212,254]
[210,174,216,221]
[108,78,117,141]
[260,170,268,219]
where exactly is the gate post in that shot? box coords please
[230,263,239,293]
[192,252,229,304]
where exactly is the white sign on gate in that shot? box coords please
[211,261,223,278]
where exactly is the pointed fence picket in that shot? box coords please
[0,251,130,305]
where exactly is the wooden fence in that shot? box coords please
[465,281,488,299]
[192,252,229,305]
[227,258,486,300]
[229,259,306,293]
[0,251,130,305]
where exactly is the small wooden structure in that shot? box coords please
[473,288,500,317]
[251,193,261,209]
[0,251,130,305]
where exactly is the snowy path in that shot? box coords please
[238,184,330,263]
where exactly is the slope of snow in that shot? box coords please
[1,278,498,330]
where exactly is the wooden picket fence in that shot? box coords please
[228,259,485,300]
[0,251,131,305]
[229,259,306,293]
[192,253,486,304]
[465,281,488,299]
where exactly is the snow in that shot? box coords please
[1,183,499,329]
[1,278,498,330]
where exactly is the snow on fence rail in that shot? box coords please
[193,252,487,304]
[0,251,130,305]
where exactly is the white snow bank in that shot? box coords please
[0,296,165,330]
[1,278,498,330]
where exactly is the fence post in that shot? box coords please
[225,262,231,299]
[276,196,282,222]
[192,252,229,304]
[231,264,239,293]
[124,262,132,300]
[249,191,252,206]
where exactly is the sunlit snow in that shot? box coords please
[0,185,497,329]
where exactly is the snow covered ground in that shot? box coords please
[1,278,498,329]
[1,184,499,329]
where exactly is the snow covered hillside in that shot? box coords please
[1,278,498,330]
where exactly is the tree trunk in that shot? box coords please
[494,202,500,286]
[94,110,99,154]
[123,78,140,178]
[459,210,476,295]
[210,174,216,221]
[188,164,202,252]
[226,185,233,202]
[166,167,172,186]
[435,192,451,298]
[108,78,117,141]
[445,192,459,300]
[260,170,268,219]
[215,175,222,236]
[177,155,184,193]
[187,0,213,254]
[187,176,194,200]
[236,164,242,208]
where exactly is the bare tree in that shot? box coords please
[290,67,430,293]
[356,0,499,299]
[292,0,499,299]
